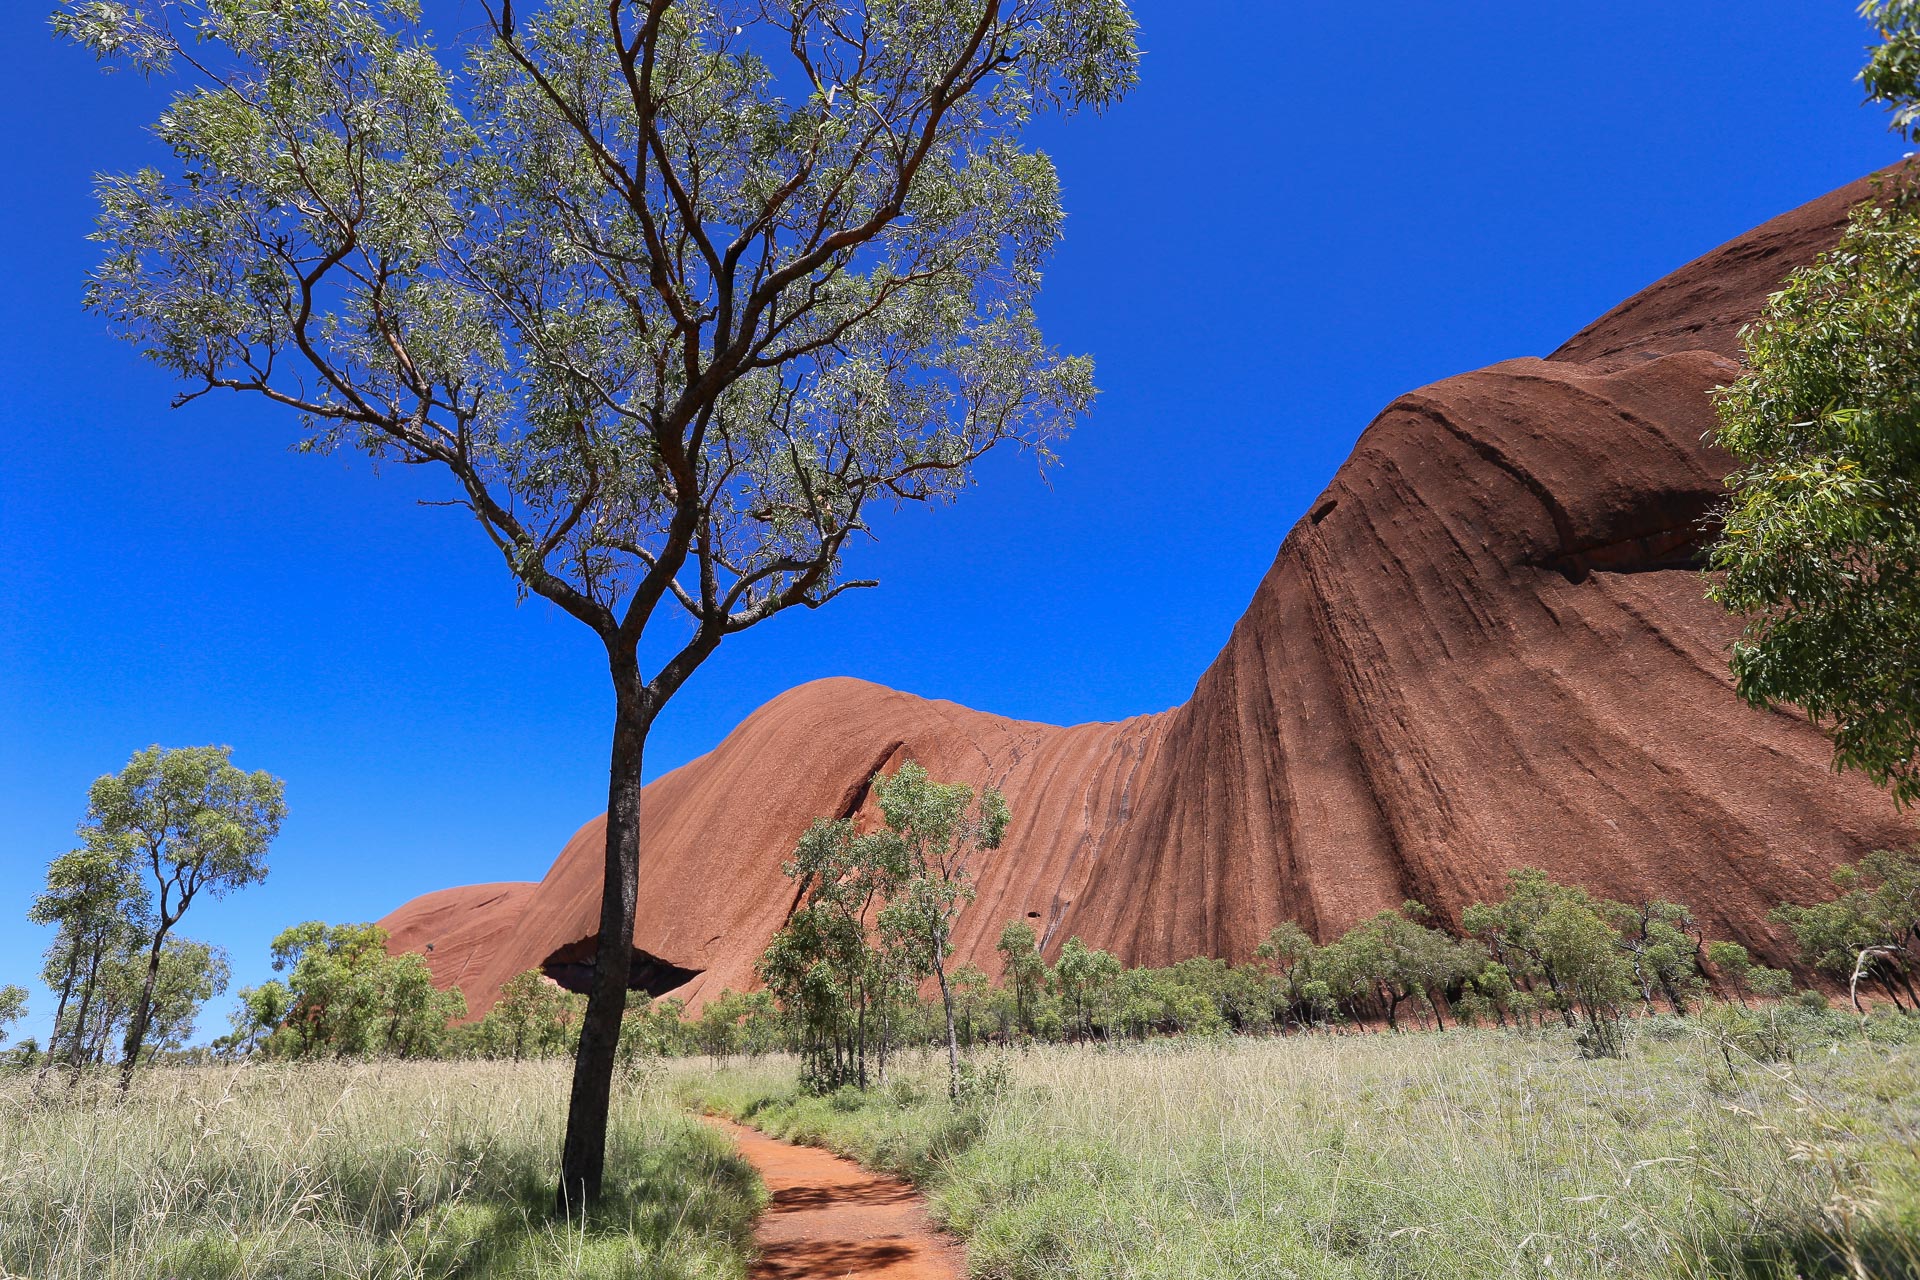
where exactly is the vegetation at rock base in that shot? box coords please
[756,762,1007,1097]
[1770,845,1920,1011]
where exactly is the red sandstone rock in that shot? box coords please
[380,168,1916,1016]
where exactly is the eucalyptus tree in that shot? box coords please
[58,0,1136,1204]
[1706,1,1920,802]
[77,746,283,1088]
[29,841,148,1072]
[995,918,1046,1034]
[759,817,894,1088]
[871,761,1007,1098]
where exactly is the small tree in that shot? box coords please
[1606,899,1706,1015]
[58,0,1137,1205]
[1257,921,1336,1031]
[948,964,990,1049]
[224,981,291,1056]
[1463,869,1594,1029]
[1535,899,1635,1057]
[1323,903,1477,1032]
[995,920,1047,1036]
[1053,936,1119,1041]
[1771,846,1920,1013]
[870,761,1008,1099]
[271,921,463,1056]
[488,969,578,1060]
[692,989,761,1064]
[1454,959,1518,1029]
[77,746,284,1088]
[759,819,893,1090]
[1703,941,1794,1008]
[29,842,147,1072]
[65,937,230,1066]
[379,952,468,1057]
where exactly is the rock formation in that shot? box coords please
[381,167,1916,1016]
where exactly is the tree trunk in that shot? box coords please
[934,928,961,1100]
[118,919,173,1092]
[68,939,105,1072]
[40,946,80,1080]
[857,989,868,1089]
[556,665,648,1211]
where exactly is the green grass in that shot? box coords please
[680,1018,1920,1280]
[0,1059,762,1280]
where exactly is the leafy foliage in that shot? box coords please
[267,920,466,1058]
[53,0,1135,658]
[82,745,284,1083]
[1771,845,1920,1012]
[1708,8,1920,803]
[1710,189,1920,803]
[0,987,27,1048]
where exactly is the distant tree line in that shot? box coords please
[171,835,1915,1078]
[14,760,1918,1079]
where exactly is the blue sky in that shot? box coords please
[0,1,1906,1046]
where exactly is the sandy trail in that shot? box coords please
[705,1116,966,1280]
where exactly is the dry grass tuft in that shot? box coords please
[0,1059,759,1280]
[687,1023,1920,1279]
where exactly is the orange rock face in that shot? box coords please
[381,169,1916,1016]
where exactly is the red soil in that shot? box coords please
[381,165,1918,1016]
[705,1118,965,1280]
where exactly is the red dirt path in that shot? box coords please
[706,1117,966,1280]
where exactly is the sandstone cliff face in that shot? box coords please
[381,169,1915,1016]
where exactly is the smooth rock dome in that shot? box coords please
[381,166,1917,1016]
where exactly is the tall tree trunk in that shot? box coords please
[856,989,868,1089]
[118,920,172,1092]
[556,665,647,1211]
[69,939,105,1073]
[934,928,960,1100]
[41,945,80,1080]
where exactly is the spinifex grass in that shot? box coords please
[683,1022,1920,1280]
[0,1059,760,1280]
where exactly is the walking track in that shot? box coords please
[704,1117,966,1280]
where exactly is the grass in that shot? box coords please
[0,1058,762,1280]
[679,1017,1920,1280]
[8,1017,1915,1279]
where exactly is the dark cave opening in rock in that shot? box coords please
[540,937,703,997]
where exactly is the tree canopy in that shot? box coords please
[1707,2,1920,803]
[81,745,284,1086]
[55,0,1136,1201]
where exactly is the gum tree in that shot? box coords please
[1707,2,1920,802]
[57,0,1135,1204]
[994,918,1046,1035]
[80,746,283,1089]
[29,841,148,1073]
[871,761,1007,1098]
[0,987,26,1049]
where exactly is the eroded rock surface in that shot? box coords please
[381,169,1915,1015]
